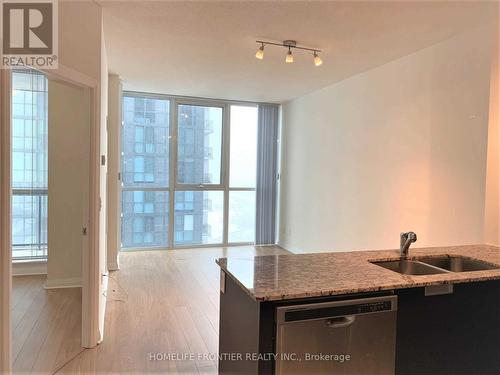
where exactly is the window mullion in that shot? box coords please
[174,184,225,191]
[222,103,230,245]
[228,187,256,192]
[168,98,176,249]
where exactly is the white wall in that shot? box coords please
[47,80,90,287]
[280,25,495,253]
[59,1,102,81]
[55,0,109,345]
[484,16,500,246]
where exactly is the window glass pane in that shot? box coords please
[228,191,256,243]
[122,95,169,188]
[12,77,48,189]
[177,104,223,184]
[11,194,47,259]
[121,190,169,248]
[174,191,223,246]
[229,106,258,188]
[11,70,48,260]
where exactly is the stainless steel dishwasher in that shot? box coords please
[275,295,398,375]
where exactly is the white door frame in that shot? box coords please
[0,69,13,373]
[0,63,102,371]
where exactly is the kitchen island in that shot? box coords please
[217,245,500,374]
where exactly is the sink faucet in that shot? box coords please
[400,232,417,258]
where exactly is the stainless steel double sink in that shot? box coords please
[372,255,499,275]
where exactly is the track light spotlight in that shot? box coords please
[285,47,294,63]
[313,51,323,66]
[255,43,264,60]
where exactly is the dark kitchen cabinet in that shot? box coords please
[395,280,500,375]
[219,272,500,375]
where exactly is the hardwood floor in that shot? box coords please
[13,245,288,374]
[12,275,82,374]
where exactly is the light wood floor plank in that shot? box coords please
[12,245,289,374]
[12,276,81,374]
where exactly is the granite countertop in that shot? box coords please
[216,244,500,301]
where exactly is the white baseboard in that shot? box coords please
[45,277,82,289]
[485,242,500,247]
[12,260,47,276]
[277,240,301,254]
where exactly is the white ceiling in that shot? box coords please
[100,1,497,103]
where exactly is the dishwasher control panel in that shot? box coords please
[284,299,395,322]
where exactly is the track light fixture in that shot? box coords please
[255,40,323,66]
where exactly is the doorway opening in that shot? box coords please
[11,69,92,372]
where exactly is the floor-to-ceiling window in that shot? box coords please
[121,93,258,250]
[11,70,48,260]
[121,95,170,248]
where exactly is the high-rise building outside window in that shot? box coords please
[11,70,48,260]
[121,95,170,248]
